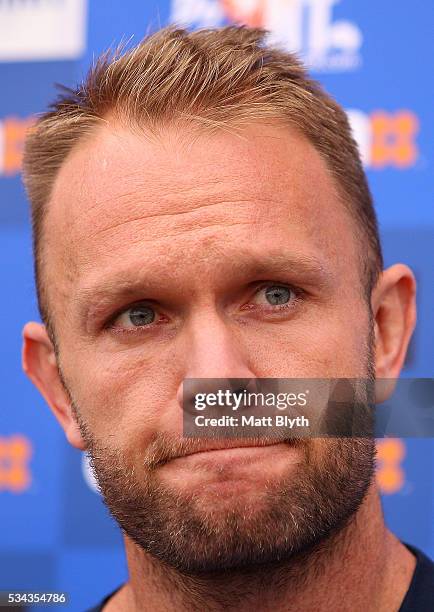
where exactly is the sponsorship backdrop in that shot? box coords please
[1,1,433,610]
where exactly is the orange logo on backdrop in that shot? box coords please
[371,111,419,168]
[376,438,406,494]
[0,434,32,492]
[0,116,35,175]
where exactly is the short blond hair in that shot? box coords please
[22,25,382,333]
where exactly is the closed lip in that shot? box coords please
[173,439,289,461]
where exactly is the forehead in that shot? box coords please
[45,120,359,303]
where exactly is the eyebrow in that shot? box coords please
[74,252,334,321]
[230,253,332,281]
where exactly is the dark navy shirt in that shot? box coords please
[86,543,434,611]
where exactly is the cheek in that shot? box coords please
[61,347,180,441]
[239,303,371,378]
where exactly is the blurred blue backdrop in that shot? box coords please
[0,1,432,610]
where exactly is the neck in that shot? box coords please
[109,484,415,612]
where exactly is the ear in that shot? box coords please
[371,264,416,383]
[22,321,86,450]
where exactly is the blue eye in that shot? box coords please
[264,285,292,305]
[252,285,296,307]
[128,305,155,326]
[112,304,156,329]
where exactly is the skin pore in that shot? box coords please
[22,120,416,611]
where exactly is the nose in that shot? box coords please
[176,310,257,414]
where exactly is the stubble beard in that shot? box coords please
[68,328,377,576]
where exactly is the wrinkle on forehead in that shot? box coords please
[47,119,327,228]
[44,120,360,308]
[81,198,275,248]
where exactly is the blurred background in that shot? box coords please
[0,1,433,610]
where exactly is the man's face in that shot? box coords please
[44,121,375,573]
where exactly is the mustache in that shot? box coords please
[142,432,305,468]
